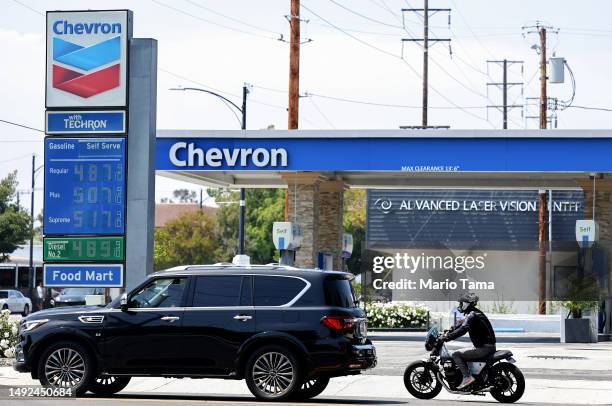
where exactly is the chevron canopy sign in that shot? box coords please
[46,10,132,108]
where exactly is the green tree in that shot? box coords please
[172,188,198,203]
[343,189,366,275]
[0,172,32,262]
[153,210,219,271]
[209,188,284,264]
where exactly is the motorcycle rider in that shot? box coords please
[443,293,496,390]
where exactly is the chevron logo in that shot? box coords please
[52,36,121,98]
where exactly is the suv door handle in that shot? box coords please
[233,314,253,321]
[160,316,180,322]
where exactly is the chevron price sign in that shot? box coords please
[46,10,132,107]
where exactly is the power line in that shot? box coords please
[306,96,336,128]
[301,3,491,124]
[0,153,36,164]
[307,92,484,110]
[252,83,488,110]
[150,0,279,40]
[160,68,323,127]
[567,105,612,112]
[9,0,43,16]
[182,0,281,35]
[0,119,44,133]
[326,0,404,29]
[450,0,494,58]
[160,68,286,110]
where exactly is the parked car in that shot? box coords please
[50,287,105,307]
[0,290,32,316]
[14,264,376,400]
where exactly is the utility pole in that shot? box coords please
[422,0,428,127]
[238,84,247,255]
[524,22,558,314]
[286,0,300,221]
[503,59,507,128]
[538,191,548,315]
[539,27,547,130]
[523,23,558,129]
[486,59,524,129]
[28,154,35,301]
[538,28,547,314]
[402,2,450,128]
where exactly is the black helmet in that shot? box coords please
[458,292,479,313]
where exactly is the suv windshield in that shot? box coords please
[324,277,356,308]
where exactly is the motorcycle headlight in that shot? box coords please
[22,319,49,332]
[50,299,55,306]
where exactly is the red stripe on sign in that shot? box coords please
[52,64,120,98]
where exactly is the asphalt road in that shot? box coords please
[0,394,545,406]
[1,334,609,405]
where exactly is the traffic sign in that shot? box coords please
[44,137,126,235]
[46,110,126,134]
[44,236,124,261]
[44,263,123,287]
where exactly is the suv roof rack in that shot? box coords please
[175,263,303,272]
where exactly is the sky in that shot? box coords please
[2,0,612,219]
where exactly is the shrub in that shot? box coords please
[366,301,430,328]
[0,309,18,358]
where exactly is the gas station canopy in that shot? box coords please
[156,129,612,189]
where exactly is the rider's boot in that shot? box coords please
[457,375,475,390]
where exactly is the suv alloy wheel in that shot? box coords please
[37,341,94,395]
[88,376,132,396]
[292,376,330,400]
[245,345,304,400]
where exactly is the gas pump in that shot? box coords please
[341,233,354,272]
[575,220,606,338]
[272,222,302,266]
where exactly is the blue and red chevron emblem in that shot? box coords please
[52,36,121,98]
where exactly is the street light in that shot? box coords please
[169,85,249,256]
[29,155,44,301]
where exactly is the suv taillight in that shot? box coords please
[320,315,356,332]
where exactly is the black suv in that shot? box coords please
[14,265,376,400]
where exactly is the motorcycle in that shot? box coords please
[403,327,525,403]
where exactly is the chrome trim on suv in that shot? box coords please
[78,315,104,324]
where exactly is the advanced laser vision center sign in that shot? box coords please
[46,10,132,107]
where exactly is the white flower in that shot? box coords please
[0,339,7,349]
[3,332,9,338]
[11,325,17,335]
[3,347,15,358]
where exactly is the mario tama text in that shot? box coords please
[362,249,542,301]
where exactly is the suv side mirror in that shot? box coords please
[120,293,128,311]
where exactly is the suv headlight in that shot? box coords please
[22,319,49,332]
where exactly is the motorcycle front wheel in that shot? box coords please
[403,361,442,400]
[490,362,525,403]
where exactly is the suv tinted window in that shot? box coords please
[325,277,356,308]
[254,276,306,306]
[192,276,249,307]
[129,277,187,308]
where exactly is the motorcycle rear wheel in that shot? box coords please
[490,362,525,403]
[403,361,442,400]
